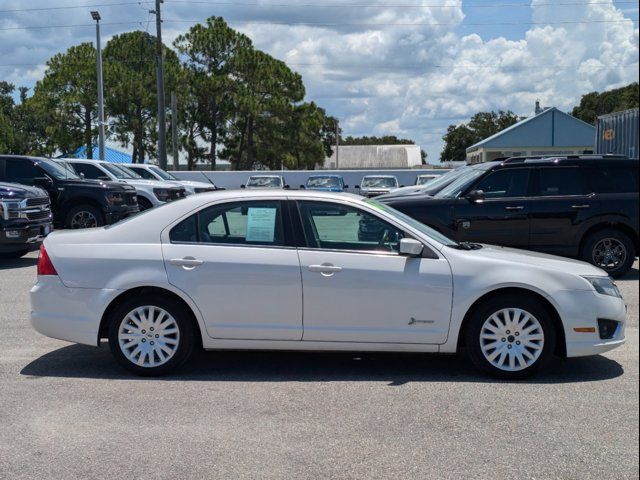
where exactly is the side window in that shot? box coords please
[71,163,104,180]
[298,201,404,253]
[5,159,43,185]
[170,214,198,243]
[536,167,590,196]
[471,168,531,198]
[130,168,156,180]
[587,165,639,194]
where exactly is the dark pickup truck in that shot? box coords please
[0,155,139,229]
[0,182,53,258]
[381,156,639,277]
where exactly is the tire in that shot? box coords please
[137,196,153,211]
[107,294,195,376]
[65,204,104,229]
[581,229,635,278]
[0,249,29,259]
[465,294,556,379]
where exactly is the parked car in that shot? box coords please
[241,175,289,189]
[356,175,400,197]
[302,175,347,192]
[123,163,219,195]
[0,182,52,258]
[415,174,437,185]
[0,155,138,229]
[381,155,639,277]
[31,190,626,378]
[60,159,186,211]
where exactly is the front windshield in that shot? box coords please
[37,159,80,180]
[247,176,282,187]
[365,199,457,246]
[149,166,178,181]
[102,163,140,180]
[307,176,342,188]
[362,177,398,188]
[416,176,435,185]
[434,168,486,198]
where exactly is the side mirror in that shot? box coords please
[343,185,349,189]
[283,184,290,190]
[299,185,306,189]
[240,184,246,189]
[33,176,53,187]
[466,189,485,203]
[79,172,85,179]
[354,185,360,189]
[400,185,405,188]
[399,238,424,257]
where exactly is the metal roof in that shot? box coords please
[466,108,595,152]
[67,146,132,163]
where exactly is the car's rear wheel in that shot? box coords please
[108,295,195,376]
[582,229,635,278]
[65,205,104,229]
[465,294,556,379]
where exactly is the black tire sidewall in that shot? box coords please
[137,196,153,211]
[65,205,105,228]
[582,229,635,278]
[108,294,195,376]
[465,294,557,380]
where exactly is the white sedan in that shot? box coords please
[30,190,627,378]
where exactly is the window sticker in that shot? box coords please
[245,207,277,242]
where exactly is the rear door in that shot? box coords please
[528,166,595,255]
[162,198,303,340]
[453,167,532,247]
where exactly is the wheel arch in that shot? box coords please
[579,221,639,257]
[457,287,567,358]
[60,196,105,219]
[98,286,205,348]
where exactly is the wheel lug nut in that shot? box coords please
[515,332,520,336]
[150,341,154,345]
[507,344,512,349]
[155,334,159,338]
[506,330,511,334]
[141,339,146,343]
[142,330,146,334]
[150,327,154,331]
[516,341,521,345]
[501,338,506,342]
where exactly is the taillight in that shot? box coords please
[37,244,58,276]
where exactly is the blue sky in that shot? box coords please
[0,0,638,163]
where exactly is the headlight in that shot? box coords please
[153,188,170,201]
[582,276,622,298]
[107,192,124,204]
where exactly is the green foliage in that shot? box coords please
[440,110,522,162]
[571,82,639,124]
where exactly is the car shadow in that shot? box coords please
[0,257,37,270]
[20,344,624,385]
[619,265,639,281]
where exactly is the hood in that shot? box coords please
[0,182,47,199]
[377,185,425,199]
[56,178,134,191]
[178,180,216,189]
[122,179,180,189]
[461,244,607,277]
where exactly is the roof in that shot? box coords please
[66,146,132,164]
[466,108,595,152]
[324,145,422,169]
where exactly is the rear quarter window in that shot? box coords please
[587,165,639,194]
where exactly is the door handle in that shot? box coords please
[504,206,524,211]
[308,264,343,274]
[170,257,204,268]
[571,204,590,209]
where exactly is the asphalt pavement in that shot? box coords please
[0,254,638,479]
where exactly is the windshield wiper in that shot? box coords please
[452,241,483,251]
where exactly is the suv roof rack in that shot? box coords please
[502,154,630,164]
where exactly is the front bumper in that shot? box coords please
[30,276,119,346]
[0,222,52,253]
[553,290,627,357]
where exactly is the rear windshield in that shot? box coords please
[361,177,398,188]
[307,176,342,188]
[247,176,282,187]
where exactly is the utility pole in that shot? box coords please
[171,91,179,170]
[335,118,340,170]
[91,11,105,161]
[154,0,167,168]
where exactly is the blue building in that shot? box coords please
[466,104,596,164]
[67,145,132,164]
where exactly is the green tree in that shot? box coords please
[572,82,639,124]
[104,31,180,163]
[0,82,16,152]
[30,43,97,157]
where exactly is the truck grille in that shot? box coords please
[26,197,50,207]
[26,210,52,221]
[1,196,51,222]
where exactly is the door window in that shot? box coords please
[297,201,404,253]
[128,167,157,180]
[5,159,43,184]
[170,200,284,246]
[536,167,590,196]
[70,162,105,180]
[471,168,531,198]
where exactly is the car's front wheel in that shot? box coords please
[65,205,104,229]
[465,294,556,379]
[108,295,195,376]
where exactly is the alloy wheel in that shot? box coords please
[118,306,180,368]
[592,238,627,270]
[479,308,544,372]
[70,210,98,229]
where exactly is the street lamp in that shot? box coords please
[91,11,105,161]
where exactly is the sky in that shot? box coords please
[0,0,638,163]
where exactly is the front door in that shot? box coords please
[162,199,303,340]
[295,200,453,344]
[453,167,532,247]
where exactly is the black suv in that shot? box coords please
[381,156,639,277]
[0,155,139,229]
[0,182,53,258]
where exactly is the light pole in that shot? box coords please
[91,11,105,161]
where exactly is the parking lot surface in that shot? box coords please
[0,254,638,480]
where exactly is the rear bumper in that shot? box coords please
[0,222,52,253]
[30,276,119,346]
